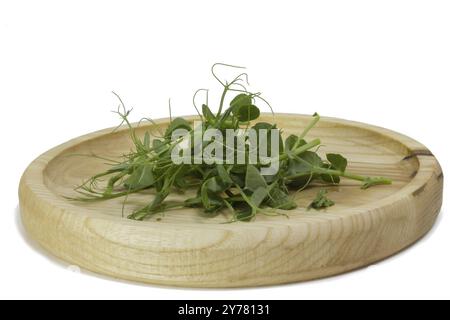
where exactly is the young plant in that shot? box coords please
[73,63,392,221]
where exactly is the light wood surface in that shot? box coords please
[19,114,443,287]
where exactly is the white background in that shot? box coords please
[1,0,449,300]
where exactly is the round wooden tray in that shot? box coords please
[19,114,443,287]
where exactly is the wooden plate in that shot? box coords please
[19,114,443,287]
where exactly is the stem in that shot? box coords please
[286,167,392,188]
[317,168,391,184]
[293,114,320,149]
[129,201,186,220]
[278,138,321,162]
[234,184,259,213]
[216,85,229,117]
[105,171,128,194]
[318,169,367,182]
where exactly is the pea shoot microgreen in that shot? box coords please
[73,63,392,222]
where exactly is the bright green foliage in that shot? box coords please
[308,189,335,210]
[74,64,392,222]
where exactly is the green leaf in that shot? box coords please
[268,186,297,210]
[252,122,283,156]
[203,194,224,214]
[327,153,347,172]
[230,173,245,188]
[199,167,234,212]
[217,165,233,185]
[285,135,297,151]
[285,135,306,152]
[202,104,216,123]
[250,187,269,207]
[288,151,323,176]
[184,196,203,208]
[235,206,254,222]
[173,166,194,189]
[308,189,335,210]
[263,173,279,184]
[299,151,323,167]
[286,151,323,188]
[245,165,267,191]
[235,104,260,122]
[152,139,165,152]
[165,117,191,138]
[252,122,274,131]
[205,177,229,193]
[124,164,155,189]
[230,93,252,112]
[319,153,347,184]
[216,107,234,128]
[230,165,247,174]
[143,132,150,150]
[200,179,225,212]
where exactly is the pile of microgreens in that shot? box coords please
[74,63,392,222]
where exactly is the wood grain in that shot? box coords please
[19,114,443,287]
